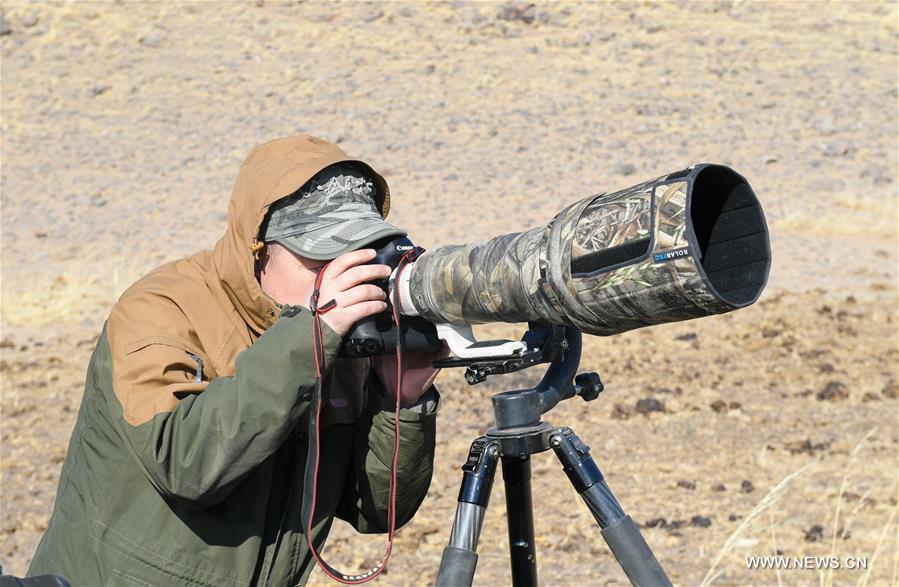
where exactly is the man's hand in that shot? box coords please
[302,249,391,337]
[373,344,451,406]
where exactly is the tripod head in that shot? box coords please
[434,324,604,430]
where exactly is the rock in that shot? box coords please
[611,403,631,420]
[0,337,15,349]
[882,380,898,399]
[675,332,697,341]
[91,84,111,97]
[804,524,824,542]
[784,439,831,455]
[0,11,11,36]
[762,326,781,337]
[361,8,383,23]
[691,515,712,528]
[22,10,39,27]
[815,116,837,135]
[817,380,849,401]
[820,142,853,157]
[677,480,696,490]
[139,30,165,48]
[712,484,727,492]
[635,397,664,415]
[710,399,728,413]
[740,480,755,493]
[496,2,536,25]
[644,517,668,529]
[613,162,637,176]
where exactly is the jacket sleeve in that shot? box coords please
[336,377,439,533]
[105,307,342,508]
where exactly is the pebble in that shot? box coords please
[817,380,849,401]
[635,397,664,415]
[139,31,165,48]
[804,524,824,542]
[496,2,536,25]
[361,8,383,23]
[0,12,11,36]
[22,10,39,27]
[820,142,852,157]
[690,516,711,528]
[613,162,637,176]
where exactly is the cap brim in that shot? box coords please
[276,218,407,261]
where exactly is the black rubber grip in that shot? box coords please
[601,516,672,587]
[435,547,478,587]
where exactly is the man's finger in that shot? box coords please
[322,248,376,279]
[344,300,388,323]
[338,284,387,307]
[334,264,391,291]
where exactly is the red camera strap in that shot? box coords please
[301,251,417,584]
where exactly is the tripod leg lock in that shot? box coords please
[458,438,499,507]
[550,427,604,493]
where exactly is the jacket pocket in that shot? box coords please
[123,335,216,380]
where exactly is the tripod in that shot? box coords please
[433,326,672,587]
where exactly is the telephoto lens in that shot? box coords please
[397,164,770,336]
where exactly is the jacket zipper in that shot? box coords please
[186,352,204,383]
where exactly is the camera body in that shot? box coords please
[339,236,441,358]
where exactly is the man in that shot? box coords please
[28,136,442,586]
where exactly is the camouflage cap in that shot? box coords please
[260,164,406,261]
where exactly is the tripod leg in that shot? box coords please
[550,428,672,587]
[502,455,538,587]
[436,438,499,587]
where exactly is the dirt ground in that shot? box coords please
[1,1,896,586]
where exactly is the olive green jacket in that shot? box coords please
[28,136,438,586]
[28,310,438,587]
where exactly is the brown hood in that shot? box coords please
[107,136,389,425]
[211,135,391,335]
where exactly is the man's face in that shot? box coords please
[257,242,327,307]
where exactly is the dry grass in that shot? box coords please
[773,211,896,240]
[701,429,896,587]
[820,429,876,587]
[0,258,147,326]
[700,463,812,587]
[856,505,897,587]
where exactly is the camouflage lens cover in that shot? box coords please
[408,164,770,336]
